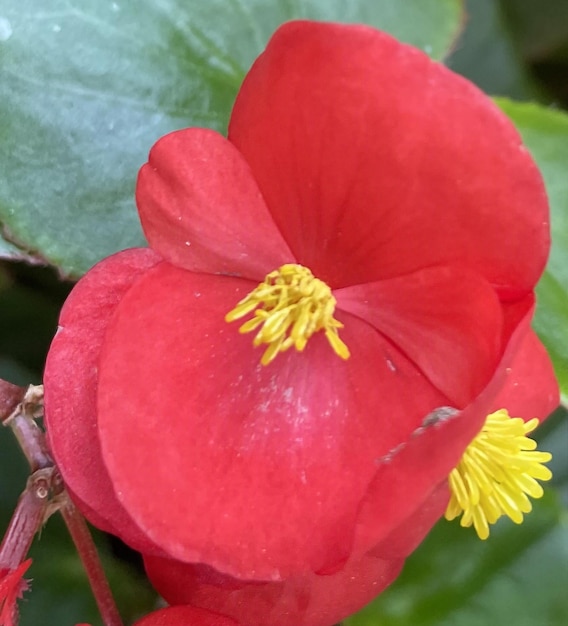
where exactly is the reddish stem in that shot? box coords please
[0,379,26,423]
[1,383,55,570]
[7,412,53,472]
[1,384,124,626]
[60,501,124,626]
[2,384,51,471]
[0,472,50,569]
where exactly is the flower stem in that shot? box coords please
[1,383,124,626]
[0,379,26,423]
[0,471,50,569]
[60,501,124,626]
[1,384,55,569]
[2,384,51,471]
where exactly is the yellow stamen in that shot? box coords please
[225,264,350,365]
[445,409,552,539]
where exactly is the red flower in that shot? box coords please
[0,560,31,626]
[44,18,555,588]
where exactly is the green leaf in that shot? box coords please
[538,407,568,506]
[0,238,22,259]
[0,235,43,264]
[347,408,568,626]
[495,100,568,398]
[0,0,463,276]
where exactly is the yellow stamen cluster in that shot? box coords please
[225,264,350,366]
[445,408,552,540]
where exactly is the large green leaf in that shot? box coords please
[0,0,462,277]
[496,100,568,398]
[0,238,23,259]
[346,408,568,626]
[0,236,43,264]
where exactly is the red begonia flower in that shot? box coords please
[131,606,241,626]
[0,559,31,626]
[44,19,556,584]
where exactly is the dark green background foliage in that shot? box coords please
[0,1,566,624]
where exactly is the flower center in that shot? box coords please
[225,264,350,366]
[445,408,552,539]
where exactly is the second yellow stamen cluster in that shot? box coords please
[445,408,552,540]
[225,264,350,366]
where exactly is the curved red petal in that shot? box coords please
[43,248,164,554]
[136,129,293,280]
[132,606,240,626]
[144,553,402,626]
[97,263,447,578]
[492,329,559,421]
[352,303,537,555]
[229,21,549,294]
[336,266,503,407]
[143,481,448,626]
[369,480,450,560]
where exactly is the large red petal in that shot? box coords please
[43,248,163,553]
[336,266,503,407]
[229,21,549,295]
[132,606,240,626]
[369,480,450,560]
[144,553,402,626]
[143,482,449,626]
[136,129,293,280]
[97,263,447,579]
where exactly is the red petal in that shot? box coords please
[369,480,450,560]
[43,248,163,553]
[136,129,293,280]
[144,553,402,626]
[143,482,448,626]
[492,329,559,421]
[97,263,447,578]
[336,266,503,407]
[229,21,549,295]
[132,606,240,626]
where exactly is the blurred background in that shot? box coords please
[1,0,567,624]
